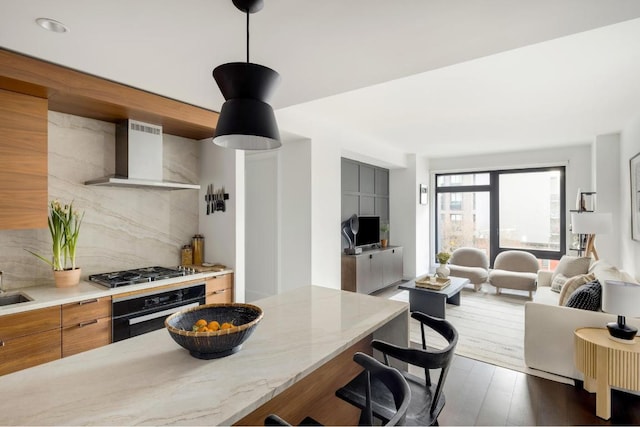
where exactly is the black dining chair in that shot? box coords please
[336,312,458,426]
[265,352,411,426]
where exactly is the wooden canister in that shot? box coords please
[192,234,204,265]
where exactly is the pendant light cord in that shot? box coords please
[246,10,250,63]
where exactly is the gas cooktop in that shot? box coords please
[89,266,195,288]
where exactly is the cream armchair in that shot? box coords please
[447,247,489,291]
[488,250,539,298]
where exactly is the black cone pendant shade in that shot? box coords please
[213,62,281,150]
[212,0,281,150]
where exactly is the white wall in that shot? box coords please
[199,142,245,301]
[592,134,620,263]
[309,132,342,288]
[244,135,312,300]
[620,113,640,280]
[389,154,430,279]
[429,144,592,269]
[279,137,312,292]
[245,152,278,301]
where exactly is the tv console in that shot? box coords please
[341,246,403,294]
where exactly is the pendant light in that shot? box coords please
[212,0,281,150]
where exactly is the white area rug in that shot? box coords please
[387,284,571,384]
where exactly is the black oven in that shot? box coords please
[112,283,205,342]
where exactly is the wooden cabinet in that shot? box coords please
[61,297,111,357]
[342,246,403,294]
[0,89,48,230]
[0,49,218,141]
[205,274,233,304]
[0,306,61,376]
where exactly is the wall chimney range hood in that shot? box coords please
[85,120,200,190]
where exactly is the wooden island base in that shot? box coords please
[236,335,372,426]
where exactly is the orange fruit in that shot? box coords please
[195,319,207,327]
[220,322,234,330]
[198,326,209,332]
[208,321,220,331]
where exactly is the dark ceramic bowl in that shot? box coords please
[165,303,263,359]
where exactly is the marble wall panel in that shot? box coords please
[0,112,200,289]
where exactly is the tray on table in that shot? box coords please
[414,275,451,290]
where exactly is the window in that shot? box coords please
[499,170,561,252]
[450,193,462,210]
[435,167,565,265]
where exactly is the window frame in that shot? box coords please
[435,166,566,266]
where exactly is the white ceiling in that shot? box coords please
[2,0,640,158]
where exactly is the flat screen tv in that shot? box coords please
[355,216,380,247]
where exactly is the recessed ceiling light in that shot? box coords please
[36,18,69,33]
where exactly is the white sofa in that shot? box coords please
[524,260,640,382]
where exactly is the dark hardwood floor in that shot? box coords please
[435,355,640,426]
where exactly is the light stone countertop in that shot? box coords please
[0,270,233,316]
[0,285,408,426]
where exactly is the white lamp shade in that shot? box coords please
[603,280,640,317]
[571,212,612,234]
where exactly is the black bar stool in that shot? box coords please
[336,312,458,426]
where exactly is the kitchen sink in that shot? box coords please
[0,292,32,306]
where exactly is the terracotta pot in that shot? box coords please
[53,268,81,288]
[380,239,388,248]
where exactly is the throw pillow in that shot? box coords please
[559,273,596,306]
[553,255,591,282]
[565,280,601,311]
[550,273,568,293]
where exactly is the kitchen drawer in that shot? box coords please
[62,317,112,357]
[205,273,233,304]
[206,288,232,304]
[0,306,61,340]
[62,297,111,327]
[205,274,232,293]
[0,328,61,376]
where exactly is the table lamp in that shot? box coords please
[602,280,640,343]
[570,212,612,260]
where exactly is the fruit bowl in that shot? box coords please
[165,303,263,359]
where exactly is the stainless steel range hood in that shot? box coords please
[85,120,200,190]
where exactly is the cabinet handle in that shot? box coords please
[369,254,373,259]
[79,319,99,328]
[392,249,395,253]
[79,299,99,305]
[212,289,227,295]
[0,340,4,347]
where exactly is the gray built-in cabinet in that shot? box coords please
[341,158,389,224]
[341,158,402,294]
[341,246,403,294]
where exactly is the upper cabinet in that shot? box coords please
[0,49,218,140]
[0,89,48,229]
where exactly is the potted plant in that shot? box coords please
[26,200,84,287]
[435,251,451,278]
[380,222,390,248]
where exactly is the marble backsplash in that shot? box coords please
[0,112,200,290]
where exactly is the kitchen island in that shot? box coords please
[0,285,408,426]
